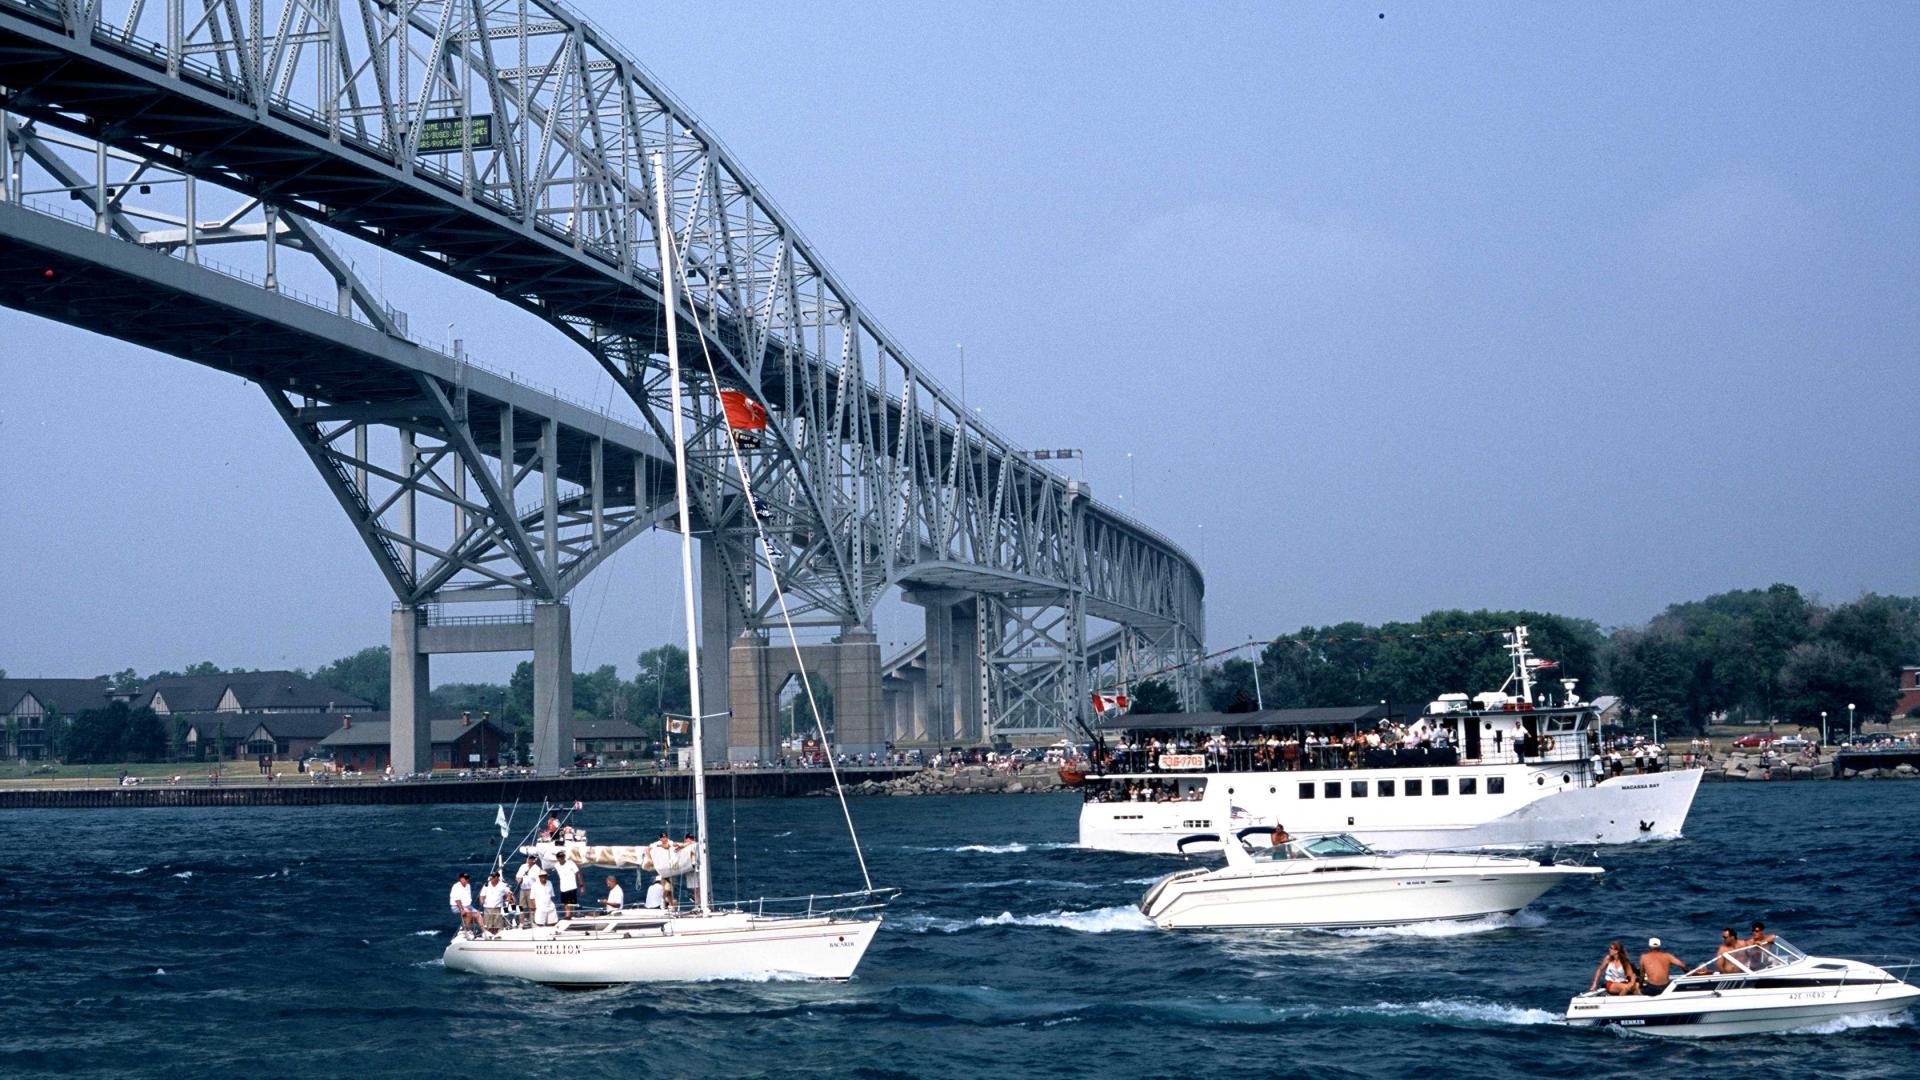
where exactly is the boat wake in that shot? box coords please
[1325,910,1547,939]
[898,904,1153,935]
[906,842,1080,855]
[1785,1010,1914,1036]
[1368,998,1559,1027]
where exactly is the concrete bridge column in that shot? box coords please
[913,590,981,745]
[833,626,884,757]
[390,606,432,774]
[531,601,573,775]
[701,539,748,764]
[727,632,777,764]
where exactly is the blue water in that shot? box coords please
[2,782,1916,1078]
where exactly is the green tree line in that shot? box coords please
[1133,586,1920,735]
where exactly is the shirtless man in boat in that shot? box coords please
[1638,938,1687,996]
[1714,927,1743,973]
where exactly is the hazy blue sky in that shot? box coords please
[2,2,1915,683]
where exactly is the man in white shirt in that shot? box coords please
[524,869,559,926]
[643,876,665,910]
[603,875,624,912]
[553,851,582,917]
[448,873,481,936]
[478,871,514,936]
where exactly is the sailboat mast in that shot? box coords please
[651,151,713,913]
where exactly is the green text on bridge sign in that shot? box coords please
[416,115,494,154]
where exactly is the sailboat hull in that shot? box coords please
[443,911,881,986]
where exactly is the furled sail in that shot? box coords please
[521,840,698,878]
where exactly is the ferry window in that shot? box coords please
[1376,779,1395,797]
[1299,783,1315,799]
[1432,778,1449,796]
[1406,778,1423,796]
[1350,780,1368,798]
[1488,776,1505,795]
[1324,781,1341,799]
[1460,777,1478,795]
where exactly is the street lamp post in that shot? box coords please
[1821,710,1828,746]
[1848,703,1856,739]
[1126,451,1137,506]
[1652,714,1659,751]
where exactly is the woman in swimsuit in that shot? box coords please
[1590,941,1641,996]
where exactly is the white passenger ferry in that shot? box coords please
[1078,628,1702,854]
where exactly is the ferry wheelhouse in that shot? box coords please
[1079,628,1702,854]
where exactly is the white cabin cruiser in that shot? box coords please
[1139,830,1602,930]
[1564,937,1920,1037]
[1081,627,1702,854]
[446,155,889,985]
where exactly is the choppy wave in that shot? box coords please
[907,842,1080,854]
[956,878,1106,891]
[116,867,149,876]
[413,930,443,937]
[172,870,194,880]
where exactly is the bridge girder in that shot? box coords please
[0,0,1206,735]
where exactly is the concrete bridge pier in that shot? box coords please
[910,589,982,745]
[389,601,573,774]
[726,625,886,763]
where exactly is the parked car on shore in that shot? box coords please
[1731,733,1775,749]
[1772,735,1812,750]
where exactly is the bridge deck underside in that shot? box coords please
[0,201,668,500]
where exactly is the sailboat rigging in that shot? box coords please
[442,152,892,986]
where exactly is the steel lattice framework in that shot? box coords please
[0,0,1204,731]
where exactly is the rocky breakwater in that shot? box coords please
[830,764,1071,797]
[1701,752,1836,783]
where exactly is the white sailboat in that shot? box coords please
[445,153,890,986]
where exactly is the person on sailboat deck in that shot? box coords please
[479,872,514,937]
[603,876,624,912]
[528,869,558,926]
[449,873,482,936]
[539,815,562,842]
[643,876,665,910]
[554,851,582,917]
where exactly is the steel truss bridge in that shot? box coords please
[0,0,1203,771]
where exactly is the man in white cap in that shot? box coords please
[1638,937,1687,996]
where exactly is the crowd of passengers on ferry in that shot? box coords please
[1091,715,1579,776]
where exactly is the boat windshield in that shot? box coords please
[1268,833,1374,860]
[1683,936,1809,978]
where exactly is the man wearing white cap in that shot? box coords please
[1639,937,1687,996]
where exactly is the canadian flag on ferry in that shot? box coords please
[1527,658,1560,671]
[1091,691,1131,714]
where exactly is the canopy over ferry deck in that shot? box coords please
[1079,628,1702,854]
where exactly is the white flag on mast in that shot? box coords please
[494,804,509,840]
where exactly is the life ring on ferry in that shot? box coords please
[1540,736,1556,753]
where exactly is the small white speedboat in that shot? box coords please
[1138,830,1601,930]
[1564,937,1920,1037]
